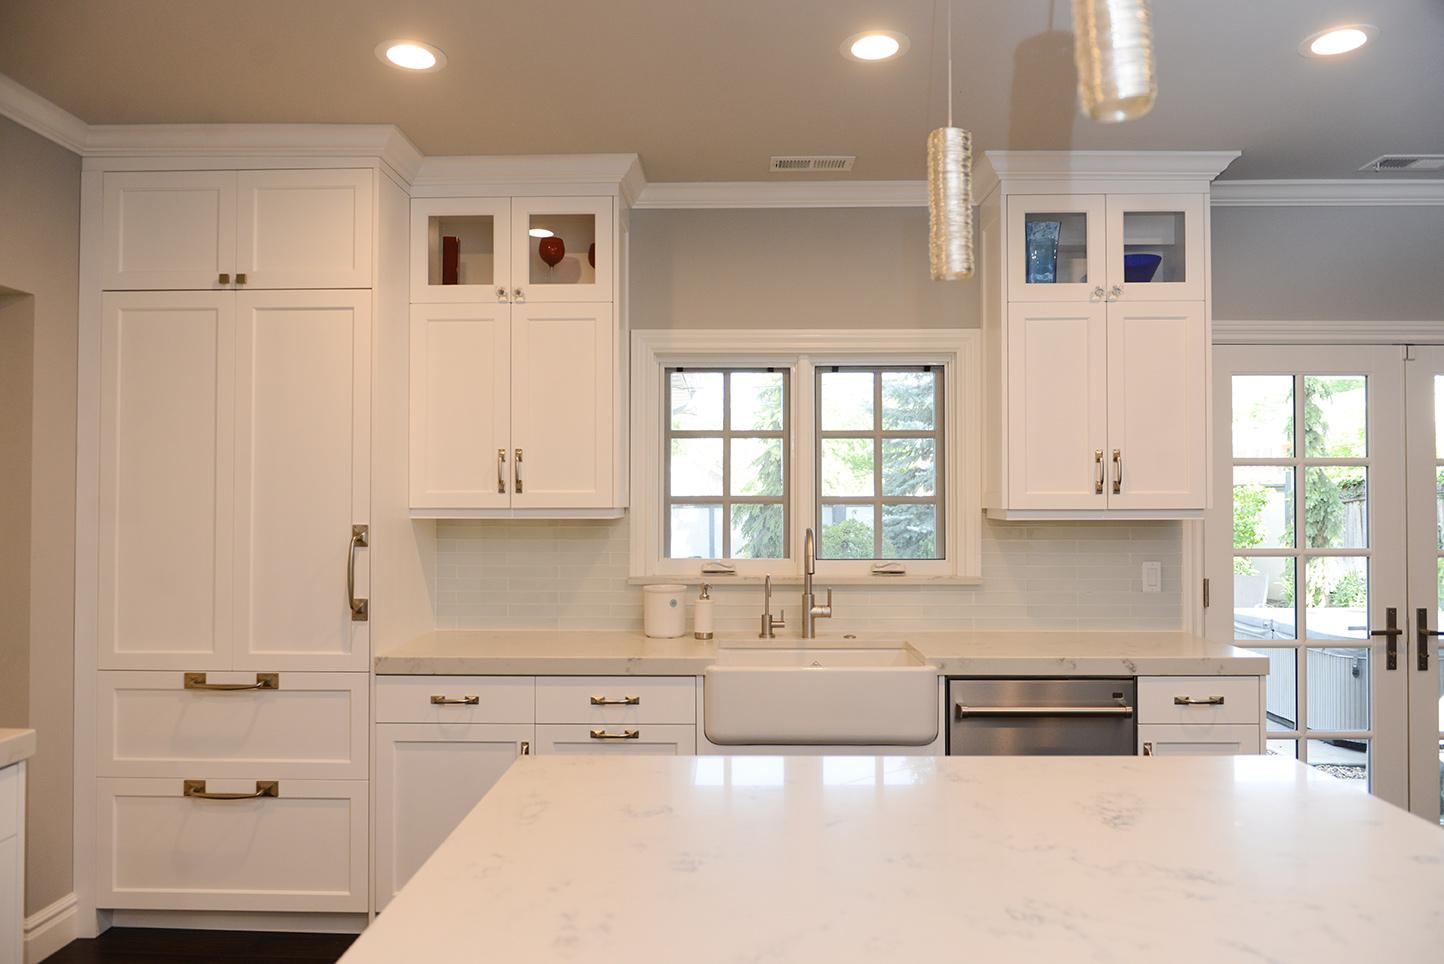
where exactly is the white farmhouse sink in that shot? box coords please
[703,644,939,746]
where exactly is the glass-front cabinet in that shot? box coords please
[411,198,511,303]
[510,196,613,303]
[1006,193,1204,303]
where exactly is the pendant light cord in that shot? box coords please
[945,0,953,127]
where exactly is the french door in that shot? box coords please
[1404,348,1444,822]
[1206,346,1410,809]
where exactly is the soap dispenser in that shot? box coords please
[693,584,714,640]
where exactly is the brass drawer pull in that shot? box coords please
[1094,449,1104,495]
[184,779,278,800]
[1142,742,1154,756]
[589,695,640,706]
[431,695,480,706]
[1173,695,1225,706]
[1112,448,1123,494]
[184,672,278,691]
[520,741,530,756]
[589,728,640,740]
[348,524,369,621]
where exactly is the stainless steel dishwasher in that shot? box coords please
[948,678,1136,755]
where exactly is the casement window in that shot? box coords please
[631,330,981,584]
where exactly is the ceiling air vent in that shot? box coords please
[769,155,856,173]
[1359,154,1444,172]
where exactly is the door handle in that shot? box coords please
[348,524,369,621]
[1416,608,1438,672]
[497,448,507,494]
[1371,607,1401,670]
[1112,449,1123,495]
[184,779,278,801]
[514,448,524,494]
[1094,449,1104,494]
[954,703,1134,719]
[184,672,278,691]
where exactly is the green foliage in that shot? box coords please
[1233,483,1268,550]
[1329,568,1367,608]
[821,518,874,559]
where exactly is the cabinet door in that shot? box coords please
[1006,194,1105,303]
[510,303,615,509]
[236,170,373,289]
[234,291,370,671]
[1105,301,1207,510]
[510,197,613,303]
[535,724,696,755]
[1139,724,1262,756]
[1105,194,1205,301]
[374,723,532,909]
[409,303,511,510]
[410,198,512,303]
[99,293,235,669]
[1005,302,1109,509]
[101,171,236,290]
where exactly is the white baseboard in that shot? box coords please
[24,892,78,963]
[108,909,368,934]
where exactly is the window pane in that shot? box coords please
[882,439,935,496]
[670,438,722,496]
[883,504,938,559]
[881,371,935,430]
[1305,739,1368,792]
[821,438,874,496]
[730,372,784,431]
[669,504,722,558]
[670,372,723,430]
[1232,466,1294,549]
[1304,556,1367,641]
[1435,376,1444,458]
[730,504,784,559]
[1306,647,1370,731]
[1253,647,1298,731]
[1303,375,1366,457]
[820,504,874,559]
[1266,739,1298,759]
[1233,556,1296,640]
[819,371,874,430]
[1435,469,1444,549]
[1232,375,1292,458]
[1304,466,1367,549]
[731,438,783,496]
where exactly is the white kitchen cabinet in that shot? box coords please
[1005,194,1105,303]
[410,197,512,303]
[1137,676,1263,755]
[1139,725,1262,756]
[374,723,533,909]
[509,196,613,303]
[535,724,696,755]
[1105,194,1206,303]
[0,764,22,964]
[101,168,372,291]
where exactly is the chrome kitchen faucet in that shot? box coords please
[802,527,832,638]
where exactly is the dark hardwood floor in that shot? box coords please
[48,928,357,963]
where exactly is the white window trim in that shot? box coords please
[629,328,982,585]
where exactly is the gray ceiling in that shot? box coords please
[0,0,1440,181]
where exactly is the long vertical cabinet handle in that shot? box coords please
[1094,450,1104,494]
[1112,449,1123,494]
[1417,608,1438,672]
[514,448,524,494]
[348,524,369,621]
[497,448,508,494]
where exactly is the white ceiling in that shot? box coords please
[0,0,1440,181]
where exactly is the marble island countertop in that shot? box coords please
[0,728,36,769]
[374,629,1266,676]
[340,755,1444,963]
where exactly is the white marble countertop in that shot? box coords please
[0,728,36,769]
[374,629,1266,676]
[340,755,1444,963]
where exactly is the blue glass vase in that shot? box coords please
[1025,220,1061,283]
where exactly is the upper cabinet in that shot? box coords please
[102,169,373,290]
[411,196,613,304]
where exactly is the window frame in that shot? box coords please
[630,329,981,585]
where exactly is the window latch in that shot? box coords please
[870,562,907,576]
[701,561,737,576]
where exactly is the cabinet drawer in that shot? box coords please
[536,723,695,755]
[97,672,367,779]
[1138,724,1262,756]
[535,676,696,725]
[97,777,367,912]
[375,676,534,723]
[0,764,18,841]
[1137,676,1260,725]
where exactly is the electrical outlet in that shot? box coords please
[1142,561,1162,593]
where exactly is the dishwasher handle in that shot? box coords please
[954,703,1134,720]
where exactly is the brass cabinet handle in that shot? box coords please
[430,695,480,705]
[184,779,278,800]
[218,272,231,285]
[1094,449,1105,494]
[514,448,524,494]
[348,524,369,621]
[1174,695,1225,706]
[589,728,640,740]
[1142,742,1154,756]
[589,695,640,706]
[520,741,530,755]
[497,448,507,494]
[1112,449,1122,494]
[184,672,278,691]
[235,272,248,285]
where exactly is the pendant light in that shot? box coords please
[1072,0,1157,123]
[928,0,974,281]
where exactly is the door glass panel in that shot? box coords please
[1304,557,1368,640]
[1435,469,1444,549]
[1266,739,1298,759]
[1120,210,1186,283]
[1232,466,1294,548]
[1232,375,1293,458]
[1307,647,1370,730]
[1304,466,1367,549]
[1435,375,1444,457]
[1233,556,1296,640]
[1022,211,1088,285]
[1305,738,1369,792]
[1253,647,1298,730]
[1302,375,1367,457]
[427,215,494,286]
[669,504,722,558]
[527,213,596,286]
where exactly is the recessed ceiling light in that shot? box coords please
[1300,24,1377,58]
[841,31,909,63]
[376,40,447,72]
[528,228,554,238]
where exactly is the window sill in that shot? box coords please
[628,574,982,588]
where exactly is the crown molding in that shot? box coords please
[980,150,1243,182]
[1213,318,1444,345]
[410,153,644,197]
[633,180,927,209]
[0,71,88,153]
[1210,179,1444,207]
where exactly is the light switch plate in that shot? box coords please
[1142,561,1161,593]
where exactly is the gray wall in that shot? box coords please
[0,114,80,914]
[0,292,34,731]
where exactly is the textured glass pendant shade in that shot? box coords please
[1073,0,1157,123]
[927,127,974,281]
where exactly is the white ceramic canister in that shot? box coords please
[642,584,688,638]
